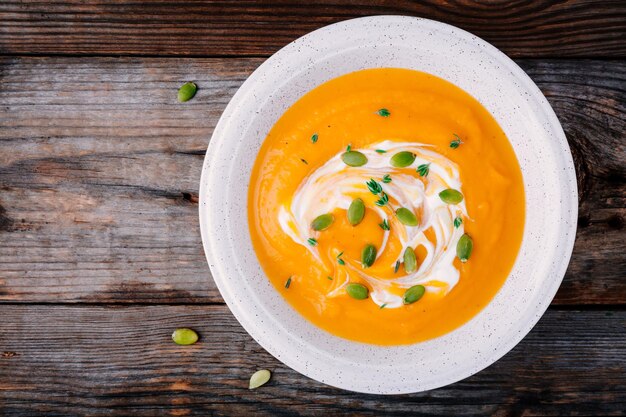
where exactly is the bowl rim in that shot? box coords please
[199,15,578,394]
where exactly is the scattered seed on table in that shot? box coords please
[249,369,271,389]
[171,328,199,345]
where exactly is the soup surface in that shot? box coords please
[248,68,525,345]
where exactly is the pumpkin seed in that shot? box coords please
[177,82,197,102]
[403,285,426,304]
[171,328,198,345]
[347,198,366,225]
[311,213,334,231]
[341,151,368,167]
[346,283,369,300]
[361,244,377,268]
[403,247,417,273]
[390,151,416,167]
[396,207,419,226]
[249,369,271,389]
[439,189,464,204]
[457,233,473,262]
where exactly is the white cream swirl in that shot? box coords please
[278,140,467,308]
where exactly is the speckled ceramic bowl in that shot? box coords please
[199,16,577,394]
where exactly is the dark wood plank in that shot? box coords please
[0,306,624,416]
[0,57,624,304]
[1,1,625,58]
[526,60,626,305]
[0,57,259,304]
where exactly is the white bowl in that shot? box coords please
[199,16,577,394]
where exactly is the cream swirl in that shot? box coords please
[278,140,467,308]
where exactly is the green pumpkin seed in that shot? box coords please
[390,151,416,167]
[177,82,197,102]
[439,189,464,204]
[171,328,198,345]
[361,244,377,268]
[342,151,368,167]
[396,207,419,227]
[403,285,426,304]
[457,233,473,262]
[347,198,366,225]
[403,247,417,273]
[311,213,334,231]
[346,283,369,300]
[249,369,271,389]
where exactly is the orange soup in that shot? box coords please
[248,68,525,345]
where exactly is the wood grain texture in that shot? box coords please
[1,0,626,58]
[0,58,624,305]
[0,305,624,416]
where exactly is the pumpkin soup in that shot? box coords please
[248,68,525,345]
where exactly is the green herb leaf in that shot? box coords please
[450,134,463,149]
[380,303,387,309]
[379,219,390,231]
[348,198,366,226]
[337,252,345,265]
[327,276,333,280]
[375,192,389,207]
[390,151,416,168]
[346,144,352,152]
[394,260,400,273]
[382,174,392,183]
[416,163,430,177]
[361,244,377,268]
[396,207,419,226]
[403,285,426,305]
[285,277,292,288]
[341,151,368,167]
[177,82,197,102]
[249,370,271,390]
[311,133,318,144]
[456,233,473,262]
[366,178,383,195]
[346,283,369,300]
[307,238,317,246]
[375,149,387,154]
[377,108,391,117]
[439,189,464,204]
[403,247,417,273]
[311,213,334,231]
[453,217,463,228]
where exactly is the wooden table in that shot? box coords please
[1,2,624,415]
